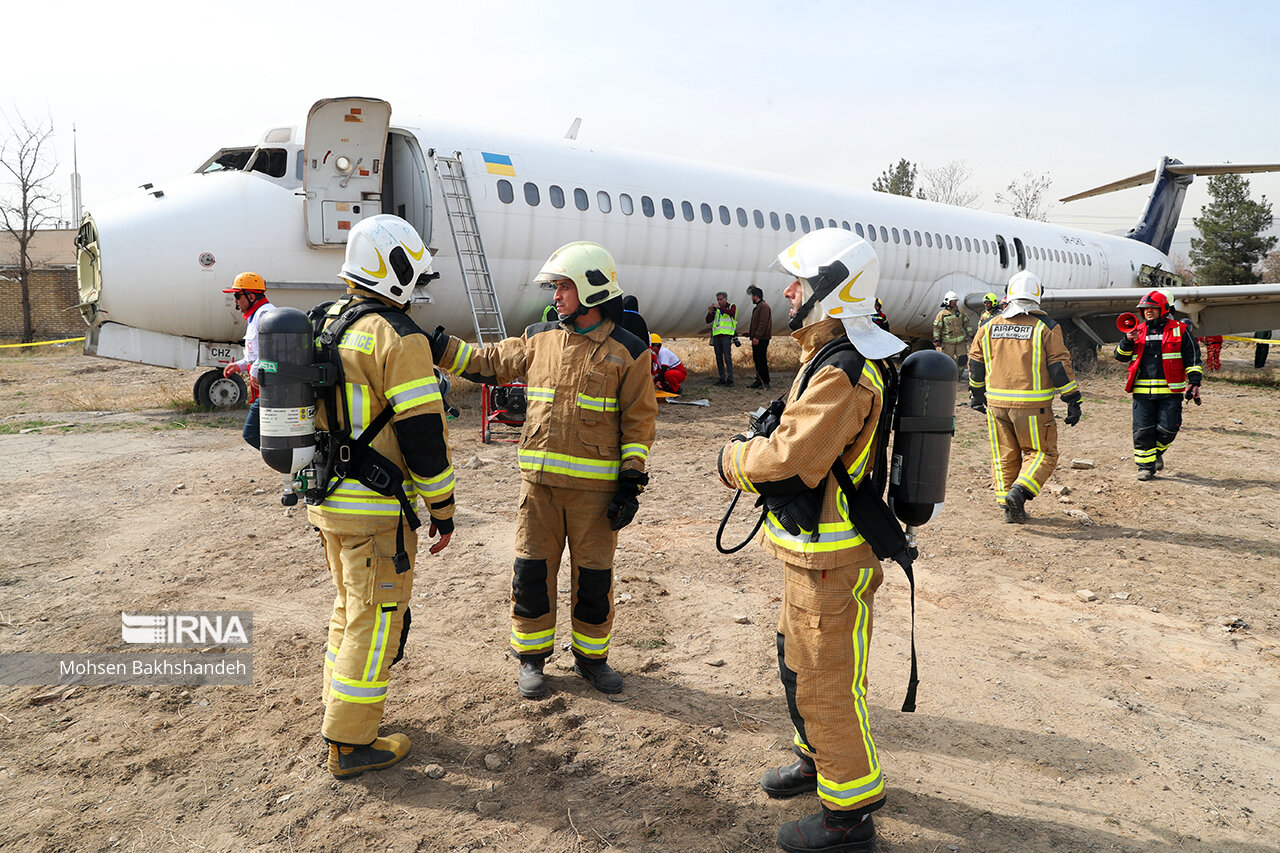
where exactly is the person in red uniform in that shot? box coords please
[1115,290,1203,480]
[650,333,687,393]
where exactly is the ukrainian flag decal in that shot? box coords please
[482,152,516,177]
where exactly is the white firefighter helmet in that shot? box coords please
[943,290,959,303]
[770,230,904,359]
[339,214,435,305]
[1002,270,1044,318]
[1006,270,1043,303]
[532,241,623,309]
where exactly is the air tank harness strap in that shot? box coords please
[830,462,918,713]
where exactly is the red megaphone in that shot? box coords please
[1116,313,1139,333]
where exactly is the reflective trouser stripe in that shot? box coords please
[363,603,395,683]
[571,629,610,656]
[329,674,389,704]
[987,406,1058,502]
[511,627,555,654]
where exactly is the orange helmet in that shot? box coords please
[222,272,266,294]
[1136,290,1169,316]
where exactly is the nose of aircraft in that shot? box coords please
[76,171,317,341]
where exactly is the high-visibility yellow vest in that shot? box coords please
[712,308,737,336]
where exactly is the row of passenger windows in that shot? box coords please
[495,179,1093,267]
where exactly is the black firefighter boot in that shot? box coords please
[777,807,876,853]
[327,733,411,779]
[759,747,818,798]
[1003,484,1032,523]
[573,653,623,694]
[516,653,547,699]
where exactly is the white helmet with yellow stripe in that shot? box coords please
[339,214,436,306]
[771,230,904,358]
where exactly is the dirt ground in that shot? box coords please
[1,338,1278,853]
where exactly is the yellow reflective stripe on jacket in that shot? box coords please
[763,516,867,553]
[445,340,474,373]
[987,387,1057,404]
[526,386,555,403]
[621,443,648,462]
[412,466,455,499]
[576,393,619,412]
[1132,379,1181,395]
[510,627,555,653]
[344,383,373,437]
[316,479,415,516]
[571,629,610,656]
[386,375,442,414]
[517,449,620,481]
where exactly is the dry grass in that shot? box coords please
[0,352,195,418]
[663,335,802,376]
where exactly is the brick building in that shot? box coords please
[0,228,83,340]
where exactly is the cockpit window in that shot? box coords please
[198,147,289,178]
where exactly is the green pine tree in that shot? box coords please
[872,159,926,198]
[1189,174,1277,285]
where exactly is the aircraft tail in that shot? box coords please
[1061,158,1280,255]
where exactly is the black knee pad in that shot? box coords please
[1132,425,1156,447]
[1155,427,1178,445]
[390,606,411,666]
[573,566,612,625]
[512,558,550,619]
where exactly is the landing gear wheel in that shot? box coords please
[193,369,247,409]
[1062,326,1099,375]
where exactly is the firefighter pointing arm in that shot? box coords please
[715,230,905,853]
[430,242,658,700]
[305,215,455,779]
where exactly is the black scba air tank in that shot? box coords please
[256,307,318,475]
[889,349,956,526]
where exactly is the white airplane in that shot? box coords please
[74,96,1280,407]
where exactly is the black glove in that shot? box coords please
[1185,385,1201,405]
[428,325,449,363]
[969,389,986,413]
[606,469,649,531]
[1064,400,1082,426]
[732,337,742,348]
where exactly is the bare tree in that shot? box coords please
[1,110,60,343]
[920,160,981,208]
[1171,252,1197,285]
[1259,249,1280,283]
[995,171,1052,221]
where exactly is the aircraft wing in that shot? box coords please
[967,284,1280,342]
[1038,285,1280,341]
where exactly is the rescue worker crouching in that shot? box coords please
[429,241,658,699]
[968,271,1082,523]
[1115,290,1203,480]
[308,215,456,778]
[717,230,906,853]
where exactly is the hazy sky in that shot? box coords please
[7,0,1278,257]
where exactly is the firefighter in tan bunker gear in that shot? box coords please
[718,230,906,853]
[968,271,1082,523]
[933,290,973,373]
[431,242,657,699]
[308,215,456,778]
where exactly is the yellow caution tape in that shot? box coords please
[0,336,86,349]
[1222,335,1276,345]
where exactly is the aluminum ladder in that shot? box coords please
[431,150,507,344]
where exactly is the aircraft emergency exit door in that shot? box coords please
[302,97,391,247]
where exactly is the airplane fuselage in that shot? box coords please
[78,110,1176,366]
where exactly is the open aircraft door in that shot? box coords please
[303,97,391,247]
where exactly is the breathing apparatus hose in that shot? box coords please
[715,489,767,554]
